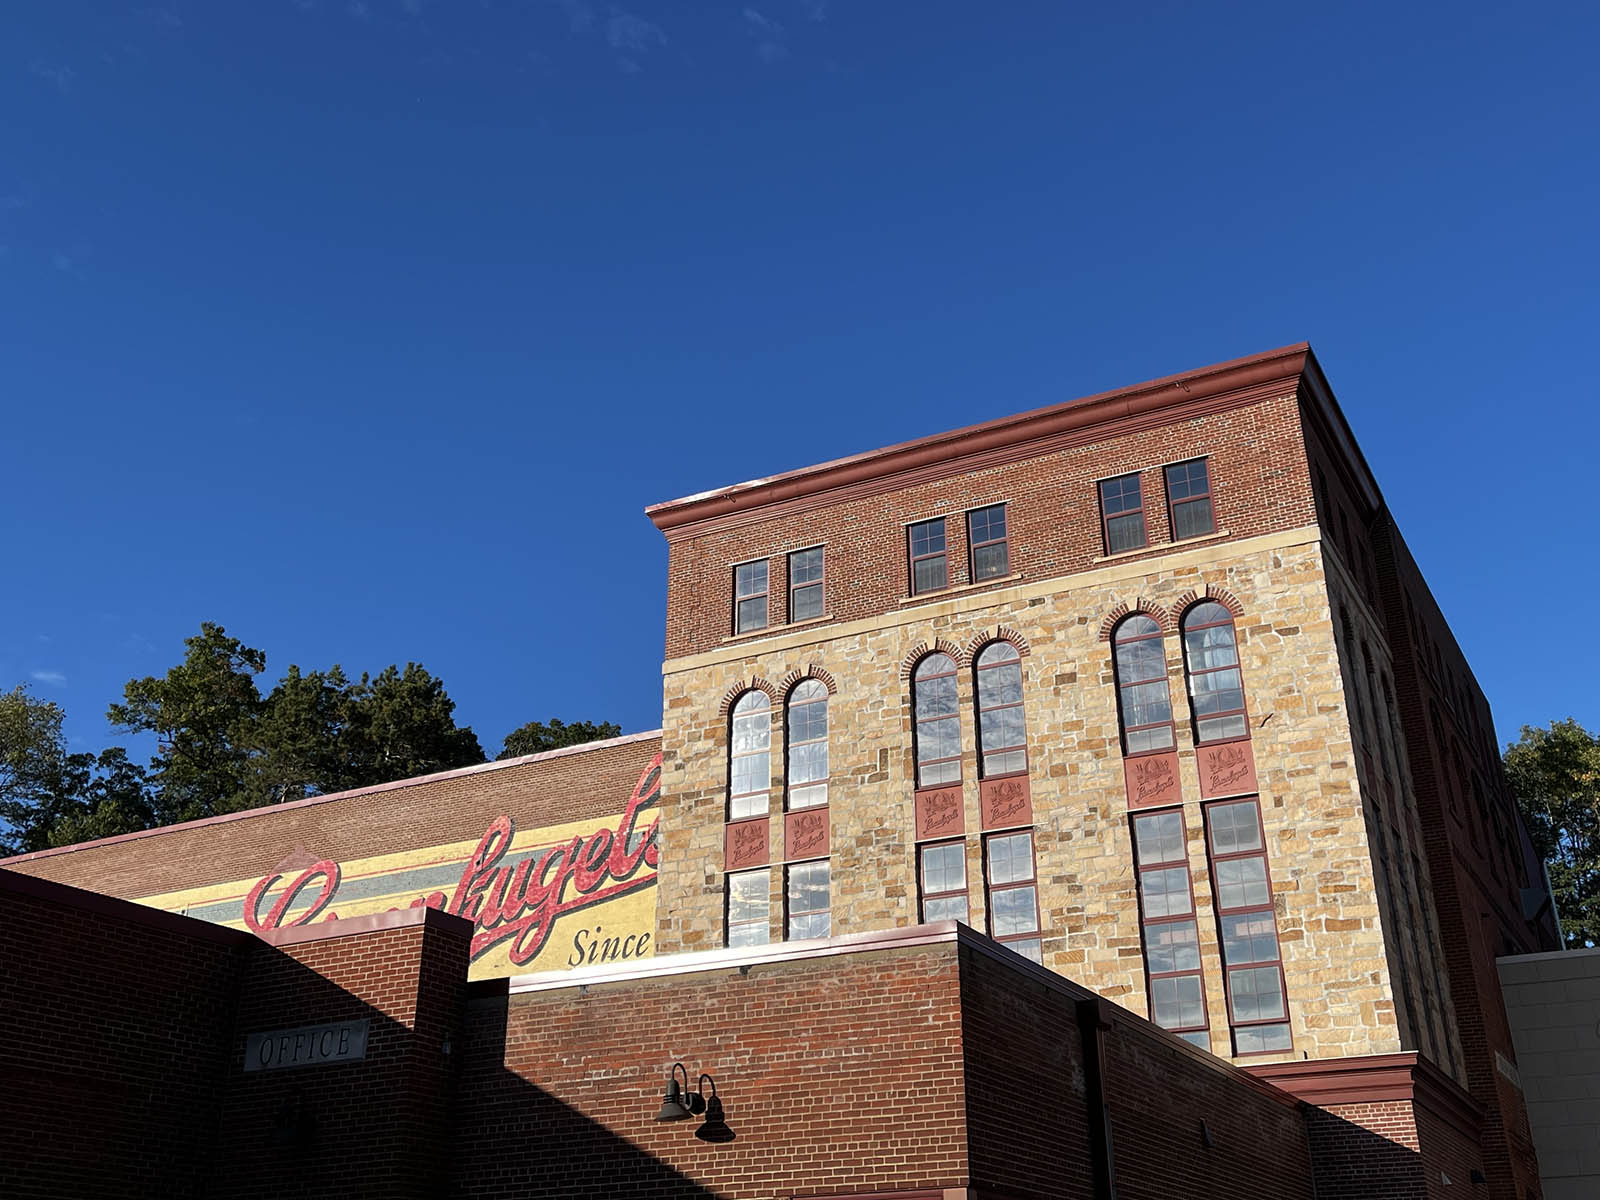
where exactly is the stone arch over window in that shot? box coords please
[727,689,773,821]
[911,651,963,789]
[1111,612,1176,755]
[1098,600,1168,643]
[1167,585,1243,629]
[717,677,779,719]
[1180,600,1249,744]
[784,678,830,811]
[964,626,1032,663]
[776,665,837,696]
[973,640,1028,778]
[899,638,965,681]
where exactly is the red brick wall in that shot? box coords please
[213,909,472,1200]
[453,942,969,1199]
[1303,1101,1427,1200]
[0,732,661,901]
[661,391,1316,660]
[0,869,246,1200]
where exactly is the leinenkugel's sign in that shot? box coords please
[137,754,662,980]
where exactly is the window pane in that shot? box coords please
[737,596,766,632]
[915,670,959,717]
[1191,668,1244,715]
[977,660,1023,708]
[972,541,1008,580]
[1115,614,1161,642]
[921,842,966,894]
[1198,713,1250,742]
[736,560,767,594]
[924,895,968,923]
[789,740,828,784]
[789,547,822,585]
[1007,937,1043,963]
[728,921,769,948]
[790,582,824,622]
[919,758,961,787]
[1173,497,1215,540]
[1124,681,1174,728]
[1229,966,1286,1022]
[787,782,827,810]
[1145,919,1201,974]
[1100,473,1142,514]
[1165,459,1208,501]
[1209,801,1263,854]
[788,911,830,940]
[1234,1022,1293,1054]
[991,885,1038,935]
[729,792,768,821]
[1133,810,1185,863]
[732,711,771,752]
[1106,512,1146,554]
[727,870,769,923]
[1126,724,1175,754]
[1151,974,1205,1029]
[1139,866,1192,918]
[909,519,946,556]
[731,751,770,797]
[917,715,962,764]
[983,748,1027,776]
[980,705,1026,754]
[1222,912,1280,965]
[1214,857,1270,910]
[987,832,1033,885]
[977,642,1021,667]
[1116,638,1167,684]
[1179,1030,1212,1050]
[787,698,828,743]
[968,504,1006,545]
[913,554,948,593]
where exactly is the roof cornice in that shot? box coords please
[646,343,1312,538]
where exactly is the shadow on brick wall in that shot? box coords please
[1302,1109,1431,1200]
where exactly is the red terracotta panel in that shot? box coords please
[915,786,965,841]
[1124,752,1182,809]
[1197,740,1257,799]
[724,817,770,871]
[980,775,1032,830]
[784,808,830,861]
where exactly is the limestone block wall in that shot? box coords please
[657,528,1407,1066]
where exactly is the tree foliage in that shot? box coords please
[1,623,611,853]
[498,718,621,760]
[1504,718,1600,949]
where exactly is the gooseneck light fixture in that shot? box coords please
[653,1062,735,1142]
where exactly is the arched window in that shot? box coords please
[1112,615,1175,754]
[785,679,829,810]
[974,642,1027,777]
[728,691,771,820]
[913,653,962,788]
[1181,602,1248,744]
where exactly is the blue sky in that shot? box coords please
[3,1,1597,761]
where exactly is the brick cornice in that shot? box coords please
[1246,1051,1482,1137]
[647,344,1312,539]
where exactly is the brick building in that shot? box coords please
[0,343,1562,1198]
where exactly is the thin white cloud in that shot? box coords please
[31,62,77,94]
[556,0,596,35]
[742,8,787,63]
[31,670,67,686]
[606,10,665,54]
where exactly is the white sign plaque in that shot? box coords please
[244,1020,370,1072]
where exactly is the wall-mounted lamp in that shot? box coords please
[654,1062,735,1142]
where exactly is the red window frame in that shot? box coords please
[733,559,769,634]
[1098,472,1147,554]
[982,829,1041,962]
[973,641,1027,779]
[917,839,969,925]
[1181,602,1250,745]
[724,867,770,949]
[912,653,962,789]
[907,517,948,595]
[1111,614,1177,756]
[788,546,824,623]
[1130,807,1210,1050]
[727,690,772,821]
[966,503,1009,582]
[784,679,829,811]
[784,858,830,942]
[1203,798,1292,1056]
[1164,458,1215,541]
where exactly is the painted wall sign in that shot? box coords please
[140,755,662,980]
[245,1020,370,1072]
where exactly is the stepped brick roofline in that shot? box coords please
[645,341,1379,536]
[0,727,663,866]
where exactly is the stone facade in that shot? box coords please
[658,530,1414,1067]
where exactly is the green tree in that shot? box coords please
[498,717,622,760]
[107,622,266,823]
[1504,718,1600,949]
[249,664,358,806]
[0,685,71,855]
[47,748,156,848]
[342,663,484,785]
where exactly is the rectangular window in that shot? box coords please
[788,547,824,623]
[907,517,948,595]
[1131,809,1210,1050]
[967,504,1009,582]
[733,559,768,634]
[1204,799,1292,1055]
[1099,473,1147,555]
[918,840,969,924]
[785,859,830,941]
[984,830,1041,962]
[725,868,770,948]
[1164,458,1215,540]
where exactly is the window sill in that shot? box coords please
[1092,529,1230,564]
[899,573,1024,607]
[720,613,834,646]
